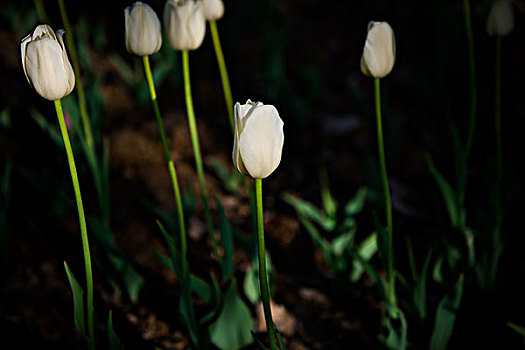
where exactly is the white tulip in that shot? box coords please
[164,0,206,51]
[487,0,514,37]
[203,0,224,21]
[21,24,75,101]
[125,2,163,56]
[360,21,396,79]
[233,100,284,179]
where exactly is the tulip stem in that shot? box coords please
[463,0,477,160]
[58,0,94,150]
[374,78,395,306]
[143,55,187,269]
[55,99,95,350]
[254,178,279,350]
[182,50,221,265]
[209,20,234,134]
[491,37,503,287]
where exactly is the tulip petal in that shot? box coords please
[239,105,284,179]
[362,21,395,78]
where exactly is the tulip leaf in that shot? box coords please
[64,261,86,337]
[426,154,459,226]
[413,250,432,321]
[508,322,525,337]
[319,168,337,219]
[429,274,464,350]
[107,310,124,350]
[343,187,368,217]
[217,198,234,280]
[350,232,378,282]
[199,274,223,327]
[157,220,183,279]
[381,305,408,350]
[210,279,254,350]
[243,253,272,304]
[283,193,335,231]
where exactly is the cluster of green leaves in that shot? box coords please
[155,198,255,350]
[284,171,377,287]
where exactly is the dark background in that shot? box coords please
[1,0,525,348]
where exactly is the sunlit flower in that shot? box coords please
[203,0,224,21]
[233,100,284,179]
[21,24,75,101]
[125,2,162,56]
[164,0,206,51]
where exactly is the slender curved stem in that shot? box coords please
[55,99,95,350]
[209,20,234,134]
[495,37,502,216]
[143,55,187,268]
[58,0,94,149]
[182,50,221,265]
[34,0,49,22]
[255,178,278,350]
[461,0,477,206]
[374,78,395,306]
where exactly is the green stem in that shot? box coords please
[495,37,502,215]
[491,37,503,287]
[143,55,187,267]
[55,99,95,350]
[463,0,477,170]
[209,20,234,134]
[255,178,278,350]
[58,0,94,149]
[34,0,49,22]
[374,78,395,306]
[182,50,221,265]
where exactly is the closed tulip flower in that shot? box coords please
[164,0,206,51]
[487,0,514,37]
[125,2,162,56]
[233,100,284,179]
[203,0,224,21]
[21,24,75,101]
[360,21,396,79]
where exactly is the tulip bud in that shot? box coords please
[233,100,284,179]
[125,2,163,56]
[360,21,396,79]
[21,24,75,101]
[486,0,514,37]
[164,0,206,51]
[203,0,224,21]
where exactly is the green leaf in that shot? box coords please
[343,187,368,216]
[108,310,124,350]
[217,198,234,280]
[381,306,408,350]
[243,253,273,304]
[180,283,200,348]
[373,214,389,276]
[350,232,378,282]
[157,221,183,279]
[64,261,86,337]
[507,322,525,337]
[429,274,464,350]
[190,274,212,303]
[283,193,335,231]
[210,280,254,350]
[243,263,260,304]
[199,274,224,327]
[330,232,353,257]
[426,154,459,226]
[319,168,337,219]
[414,250,432,321]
